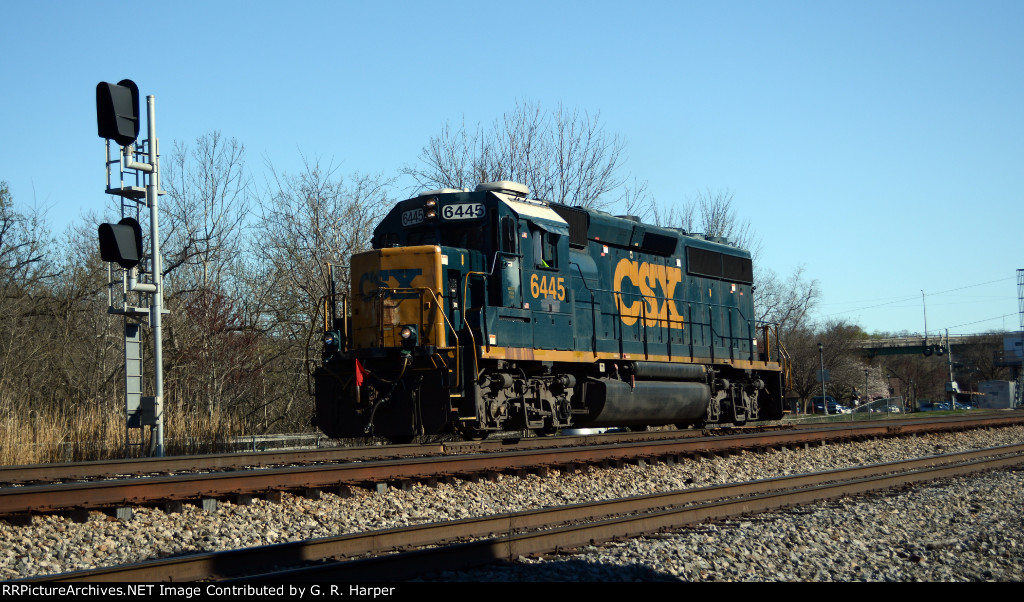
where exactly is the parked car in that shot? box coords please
[931,401,972,411]
[811,396,850,414]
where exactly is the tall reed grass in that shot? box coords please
[0,401,248,465]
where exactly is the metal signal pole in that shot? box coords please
[144,96,165,456]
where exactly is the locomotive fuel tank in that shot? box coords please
[577,378,712,428]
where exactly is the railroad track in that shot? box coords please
[24,442,1024,582]
[3,414,1023,518]
[0,424,782,485]
[2,413,1013,485]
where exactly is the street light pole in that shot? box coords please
[922,290,929,347]
[864,368,869,411]
[819,342,827,416]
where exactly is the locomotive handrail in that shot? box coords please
[703,304,756,364]
[307,291,350,397]
[368,286,464,389]
[462,271,488,384]
[321,292,349,345]
[756,321,792,386]
[602,285,688,361]
[488,249,521,272]
[462,250,516,355]
[598,285,767,365]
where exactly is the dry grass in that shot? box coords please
[0,409,71,465]
[163,399,247,456]
[0,401,248,465]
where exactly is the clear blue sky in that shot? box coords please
[2,1,1021,336]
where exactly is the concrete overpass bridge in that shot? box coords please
[853,334,996,358]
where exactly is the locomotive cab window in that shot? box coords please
[449,225,486,250]
[500,216,519,254]
[406,229,438,246]
[531,227,559,269]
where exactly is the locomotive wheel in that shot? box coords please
[456,424,489,441]
[533,423,558,437]
[463,430,489,441]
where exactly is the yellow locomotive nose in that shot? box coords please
[350,245,446,350]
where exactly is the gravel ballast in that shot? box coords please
[2,425,1023,581]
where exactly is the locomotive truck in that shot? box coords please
[312,181,787,441]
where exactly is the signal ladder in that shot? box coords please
[105,138,163,455]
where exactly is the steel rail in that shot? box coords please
[250,444,1024,582]
[0,427,717,484]
[2,413,1018,485]
[3,415,1024,516]
[27,443,1024,583]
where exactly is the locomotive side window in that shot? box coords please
[501,216,518,254]
[542,233,558,268]
[531,227,559,269]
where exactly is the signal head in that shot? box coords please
[96,79,140,146]
[98,217,143,269]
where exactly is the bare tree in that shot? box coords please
[648,195,695,233]
[650,189,761,254]
[256,158,391,321]
[245,158,393,430]
[154,133,257,422]
[618,178,655,222]
[404,101,632,210]
[0,182,56,413]
[0,182,51,288]
[161,131,252,292]
[952,333,1011,386]
[785,319,865,411]
[874,352,950,408]
[44,215,127,414]
[755,265,820,330]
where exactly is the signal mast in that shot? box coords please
[95,79,167,457]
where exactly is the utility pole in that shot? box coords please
[818,342,828,415]
[946,329,957,406]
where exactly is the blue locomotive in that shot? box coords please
[312,181,787,441]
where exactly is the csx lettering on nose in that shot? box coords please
[359,269,423,297]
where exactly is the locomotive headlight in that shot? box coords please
[424,197,437,208]
[399,325,418,352]
[323,330,342,355]
[425,208,438,220]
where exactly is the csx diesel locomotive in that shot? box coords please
[312,181,787,441]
